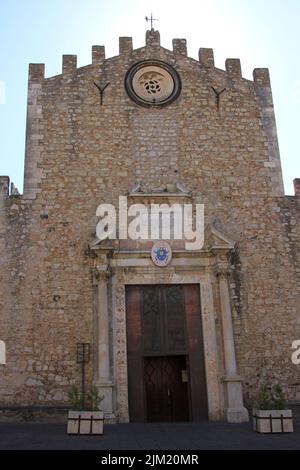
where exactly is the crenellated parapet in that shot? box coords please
[26,30,273,88]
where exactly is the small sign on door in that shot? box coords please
[181,370,188,383]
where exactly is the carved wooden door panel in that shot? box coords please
[142,285,186,356]
[144,355,189,422]
[126,284,208,422]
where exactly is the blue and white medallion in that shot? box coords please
[151,241,172,267]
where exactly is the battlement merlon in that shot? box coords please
[92,46,106,64]
[29,64,45,82]
[253,68,271,87]
[294,179,300,197]
[199,48,215,67]
[146,29,160,48]
[225,59,242,79]
[173,39,187,57]
[119,37,133,57]
[63,55,77,77]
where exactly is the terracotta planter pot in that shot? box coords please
[252,409,293,433]
[67,411,104,435]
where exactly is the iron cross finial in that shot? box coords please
[145,13,158,30]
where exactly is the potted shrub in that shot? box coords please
[67,385,104,435]
[252,385,293,433]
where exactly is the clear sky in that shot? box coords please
[0,0,299,194]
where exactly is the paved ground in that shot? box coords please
[0,420,299,450]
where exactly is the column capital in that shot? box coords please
[93,265,110,282]
[214,262,230,279]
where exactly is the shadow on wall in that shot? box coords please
[0,340,5,365]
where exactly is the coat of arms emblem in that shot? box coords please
[151,241,172,267]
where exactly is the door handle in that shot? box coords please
[167,388,171,397]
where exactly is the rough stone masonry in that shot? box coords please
[0,29,299,423]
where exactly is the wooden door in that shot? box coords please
[126,284,208,422]
[144,355,189,422]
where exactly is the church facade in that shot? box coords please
[0,29,299,423]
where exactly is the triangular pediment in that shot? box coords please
[128,182,191,197]
[204,224,235,251]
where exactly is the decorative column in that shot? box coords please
[200,281,222,421]
[215,257,249,423]
[93,265,114,420]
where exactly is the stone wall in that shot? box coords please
[0,30,299,416]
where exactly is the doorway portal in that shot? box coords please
[126,284,208,422]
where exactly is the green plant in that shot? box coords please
[68,386,83,411]
[272,384,287,410]
[86,385,104,411]
[255,385,272,410]
[255,384,287,410]
[68,385,104,411]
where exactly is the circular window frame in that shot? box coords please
[125,60,181,108]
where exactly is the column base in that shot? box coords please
[223,375,249,423]
[226,407,249,423]
[103,412,116,424]
[95,381,114,415]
